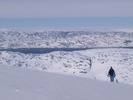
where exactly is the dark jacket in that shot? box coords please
[108,68,115,77]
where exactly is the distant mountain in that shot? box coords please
[0,30,133,48]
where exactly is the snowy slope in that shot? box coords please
[0,65,133,100]
[0,31,133,48]
[0,48,133,85]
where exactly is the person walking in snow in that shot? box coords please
[108,67,116,82]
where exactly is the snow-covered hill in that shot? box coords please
[0,48,133,85]
[0,30,133,85]
[0,30,133,48]
[1,65,133,100]
[1,30,133,100]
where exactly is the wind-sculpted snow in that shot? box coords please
[0,48,133,85]
[0,31,133,48]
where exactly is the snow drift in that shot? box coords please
[0,65,133,100]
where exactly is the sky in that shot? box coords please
[0,0,133,29]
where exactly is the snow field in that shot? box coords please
[0,48,133,85]
[1,65,133,100]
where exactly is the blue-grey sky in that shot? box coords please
[0,0,133,18]
[0,0,133,28]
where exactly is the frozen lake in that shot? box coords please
[0,47,133,54]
